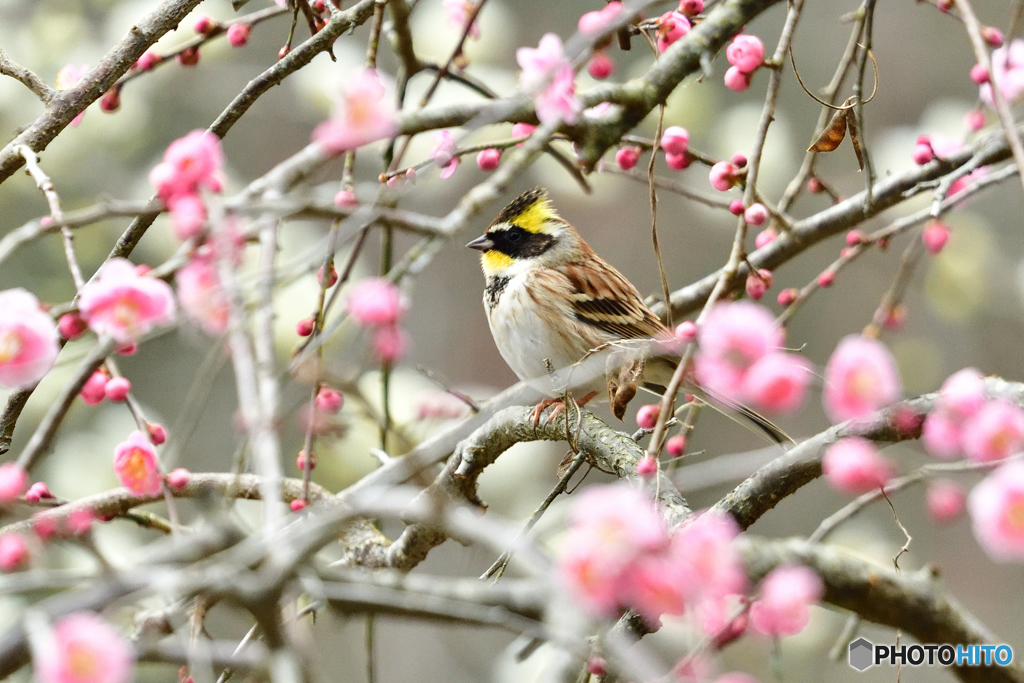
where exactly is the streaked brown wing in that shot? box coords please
[557,258,670,341]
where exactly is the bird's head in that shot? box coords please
[466,187,578,277]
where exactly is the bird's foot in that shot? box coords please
[530,392,598,432]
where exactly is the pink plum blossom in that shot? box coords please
[348,278,405,327]
[430,130,460,179]
[822,437,895,494]
[0,289,61,389]
[313,70,399,154]
[0,534,28,571]
[166,193,207,240]
[517,33,568,90]
[176,258,229,336]
[927,135,988,197]
[741,352,811,414]
[724,66,751,92]
[416,390,470,421]
[922,368,987,459]
[36,612,132,683]
[56,64,88,126]
[749,565,823,637]
[535,65,582,125]
[517,35,581,124]
[962,399,1024,462]
[695,301,782,401]
[113,431,162,496]
[922,411,964,460]
[927,479,966,523]
[981,39,1024,105]
[657,11,690,53]
[149,130,224,201]
[79,259,176,343]
[822,335,901,423]
[443,0,480,39]
[680,0,704,15]
[968,461,1024,561]
[373,325,408,363]
[726,35,765,73]
[0,462,28,504]
[578,2,622,35]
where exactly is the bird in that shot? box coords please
[466,187,680,422]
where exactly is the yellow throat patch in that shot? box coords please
[482,249,514,273]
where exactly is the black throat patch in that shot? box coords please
[485,275,511,308]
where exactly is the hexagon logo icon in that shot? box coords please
[849,637,875,671]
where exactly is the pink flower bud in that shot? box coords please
[709,161,739,191]
[883,305,905,329]
[729,199,744,215]
[636,404,660,429]
[817,271,834,287]
[476,148,501,171]
[373,325,408,363]
[922,220,950,255]
[348,278,405,326]
[80,370,109,405]
[104,377,131,402]
[731,153,748,168]
[24,481,51,503]
[755,228,776,248]
[297,450,317,471]
[666,434,686,457]
[982,26,1004,47]
[937,0,952,11]
[744,203,768,225]
[965,109,985,131]
[745,269,773,301]
[822,437,896,494]
[726,34,765,73]
[177,47,200,66]
[135,51,160,71]
[636,455,658,477]
[911,142,934,165]
[512,122,536,143]
[334,189,358,207]
[146,422,167,445]
[166,468,190,490]
[100,89,120,112]
[657,11,691,53]
[724,66,751,92]
[58,313,87,340]
[970,63,990,84]
[290,499,307,512]
[927,478,966,523]
[318,265,339,288]
[777,288,798,306]
[278,46,290,59]
[679,0,703,15]
[193,15,216,35]
[674,320,697,342]
[665,152,689,170]
[845,230,866,246]
[0,463,28,504]
[615,146,640,170]
[0,534,28,572]
[806,177,824,193]
[587,52,614,79]
[661,126,690,156]
[67,508,95,535]
[587,658,607,677]
[578,2,622,35]
[316,387,344,414]
[296,318,315,336]
[227,23,251,47]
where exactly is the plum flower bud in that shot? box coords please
[113,431,163,496]
[177,46,200,66]
[636,455,658,477]
[666,434,686,457]
[750,565,823,636]
[661,126,690,156]
[755,228,776,248]
[104,376,131,402]
[24,481,52,503]
[290,499,308,512]
[777,288,798,306]
[0,463,28,504]
[226,23,251,47]
[817,271,835,287]
[348,279,405,327]
[982,26,1005,47]
[193,15,216,35]
[0,534,28,571]
[135,51,159,71]
[100,89,120,112]
[724,66,751,92]
[927,478,966,523]
[166,468,190,490]
[587,52,614,80]
[726,34,765,73]
[334,189,358,207]
[636,404,660,429]
[744,269,773,301]
[822,437,896,494]
[296,318,315,336]
[922,220,951,255]
[970,63,990,85]
[965,109,985,131]
[615,146,640,170]
[476,148,500,171]
[666,152,689,170]
[146,422,168,445]
[373,325,408,364]
[587,658,607,677]
[709,161,740,191]
[316,387,344,414]
[578,2,622,35]
[80,370,108,405]
[912,140,934,165]
[58,312,87,340]
[744,203,768,226]
[679,0,703,15]
[657,11,691,53]
[674,320,697,343]
[36,612,132,683]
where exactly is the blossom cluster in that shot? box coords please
[347,278,409,364]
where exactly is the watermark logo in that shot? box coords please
[848,638,1014,671]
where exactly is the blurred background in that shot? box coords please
[0,0,1023,680]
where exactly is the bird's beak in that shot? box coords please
[466,234,494,251]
